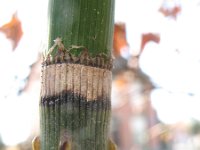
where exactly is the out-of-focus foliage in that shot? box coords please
[0,13,23,50]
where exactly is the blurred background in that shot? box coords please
[0,0,200,150]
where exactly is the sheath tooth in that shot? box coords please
[87,67,93,101]
[74,64,81,95]
[67,65,73,93]
[80,67,88,99]
[49,64,56,96]
[60,64,67,93]
[41,65,46,97]
[46,66,50,97]
[92,68,99,101]
[55,64,61,96]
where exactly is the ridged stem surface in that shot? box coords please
[48,0,114,56]
[40,0,115,149]
[40,64,112,149]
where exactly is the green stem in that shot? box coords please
[48,0,114,56]
[40,0,115,150]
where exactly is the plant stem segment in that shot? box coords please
[48,0,115,56]
[39,0,115,149]
[40,63,112,149]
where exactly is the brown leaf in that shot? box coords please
[113,23,128,57]
[140,33,160,52]
[0,13,23,50]
[159,6,181,19]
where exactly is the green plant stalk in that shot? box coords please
[39,0,115,150]
[48,0,114,56]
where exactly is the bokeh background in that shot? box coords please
[1,0,200,150]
